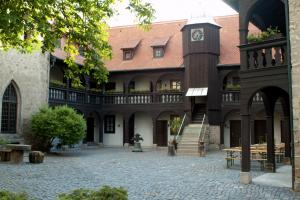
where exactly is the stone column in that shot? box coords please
[152,121,157,148]
[82,117,88,148]
[124,121,129,147]
[250,120,255,145]
[240,114,252,184]
[283,117,291,164]
[266,115,275,173]
[98,120,103,147]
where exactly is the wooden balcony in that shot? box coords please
[222,91,263,104]
[49,85,184,106]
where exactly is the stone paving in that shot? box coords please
[0,147,299,200]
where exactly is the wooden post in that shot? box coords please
[266,115,275,172]
[250,120,255,145]
[124,121,129,147]
[153,121,157,147]
[284,117,291,164]
[199,141,205,157]
[99,120,103,146]
[241,114,250,172]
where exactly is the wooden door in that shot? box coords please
[157,120,168,146]
[129,115,135,146]
[254,120,266,144]
[87,117,94,142]
[230,120,241,147]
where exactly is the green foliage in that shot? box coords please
[246,26,280,42]
[158,87,179,91]
[90,88,102,93]
[170,118,182,142]
[56,185,128,200]
[0,137,11,149]
[0,0,156,85]
[105,89,122,93]
[130,88,149,92]
[0,190,31,200]
[30,105,87,152]
[225,85,241,90]
[50,80,67,87]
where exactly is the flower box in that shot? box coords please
[225,89,240,91]
[158,90,180,92]
[249,33,284,44]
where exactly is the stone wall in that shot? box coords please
[0,49,50,150]
[209,125,221,151]
[289,0,300,191]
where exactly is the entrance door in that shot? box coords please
[129,115,135,146]
[87,117,94,142]
[157,120,168,146]
[254,120,266,144]
[230,120,241,147]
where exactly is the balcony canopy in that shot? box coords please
[186,88,208,96]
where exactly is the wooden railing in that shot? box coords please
[156,93,183,103]
[222,91,263,102]
[239,37,287,70]
[49,88,66,100]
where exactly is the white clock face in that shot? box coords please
[191,28,204,42]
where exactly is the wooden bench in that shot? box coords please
[221,156,267,170]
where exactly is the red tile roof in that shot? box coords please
[52,15,260,70]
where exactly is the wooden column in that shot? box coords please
[266,115,275,172]
[124,121,129,147]
[124,84,129,104]
[220,120,224,145]
[82,117,88,147]
[239,29,249,70]
[153,84,156,103]
[250,120,255,145]
[153,121,157,147]
[241,114,250,172]
[284,117,291,161]
[66,78,70,100]
[99,120,103,144]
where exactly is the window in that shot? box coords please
[170,79,181,91]
[1,83,17,133]
[105,115,115,133]
[153,48,164,58]
[233,77,240,86]
[56,38,61,49]
[123,51,132,60]
[105,82,116,91]
[78,46,84,57]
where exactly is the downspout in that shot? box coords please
[284,0,294,189]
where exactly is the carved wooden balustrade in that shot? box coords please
[222,91,263,103]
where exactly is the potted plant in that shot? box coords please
[225,85,241,90]
[158,87,180,92]
[170,118,182,150]
[90,88,102,93]
[71,77,86,90]
[130,88,150,93]
[105,89,123,94]
[50,80,67,88]
[247,26,283,43]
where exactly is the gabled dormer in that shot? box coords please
[151,36,170,59]
[121,39,142,61]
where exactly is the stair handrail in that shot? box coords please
[176,114,186,141]
[198,114,206,141]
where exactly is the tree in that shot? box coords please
[30,105,87,152]
[0,0,155,85]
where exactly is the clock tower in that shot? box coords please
[181,7,221,127]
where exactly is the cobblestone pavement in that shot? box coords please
[0,147,299,200]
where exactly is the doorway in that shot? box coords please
[230,120,241,147]
[254,120,266,144]
[157,120,168,146]
[87,117,94,142]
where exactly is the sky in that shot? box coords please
[106,0,238,27]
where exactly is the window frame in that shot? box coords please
[153,47,164,58]
[1,83,18,133]
[105,82,116,91]
[104,115,115,134]
[78,46,84,57]
[170,79,181,91]
[233,77,240,86]
[123,50,133,61]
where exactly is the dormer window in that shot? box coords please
[56,38,61,49]
[78,46,84,57]
[154,48,164,58]
[151,37,170,59]
[121,39,142,61]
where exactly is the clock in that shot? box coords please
[191,28,204,42]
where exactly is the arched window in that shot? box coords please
[1,83,17,133]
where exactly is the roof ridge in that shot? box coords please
[213,14,239,19]
[109,19,188,29]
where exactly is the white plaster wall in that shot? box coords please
[134,112,153,147]
[50,66,64,82]
[133,76,151,90]
[254,110,282,143]
[158,74,181,90]
[103,112,123,146]
[91,112,99,143]
[107,77,123,92]
[224,110,241,148]
[157,111,179,142]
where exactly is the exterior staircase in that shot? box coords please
[176,125,202,156]
[192,104,206,124]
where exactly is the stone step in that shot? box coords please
[177,146,198,149]
[177,149,198,153]
[176,152,199,157]
[87,142,97,146]
[180,139,198,142]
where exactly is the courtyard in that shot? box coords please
[0,147,299,200]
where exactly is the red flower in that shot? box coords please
[66,85,67,87]
[270,25,272,28]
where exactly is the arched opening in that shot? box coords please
[70,73,86,88]
[103,111,124,146]
[156,74,182,92]
[88,77,101,91]
[128,111,153,147]
[157,110,182,146]
[1,83,18,133]
[223,109,241,148]
[222,71,240,91]
[105,77,124,93]
[50,66,65,84]
[129,75,152,93]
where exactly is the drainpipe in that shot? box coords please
[284,0,295,189]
